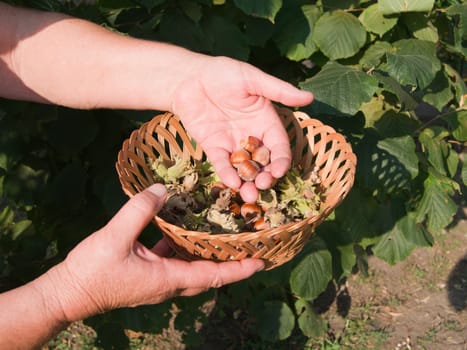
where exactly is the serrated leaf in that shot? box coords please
[442,110,467,142]
[233,0,282,22]
[359,4,398,36]
[373,214,430,265]
[299,61,378,116]
[416,172,457,232]
[295,299,327,338]
[377,135,419,179]
[313,10,367,60]
[273,5,320,61]
[257,301,295,341]
[378,0,435,15]
[360,41,392,69]
[290,239,333,301]
[384,39,441,90]
[419,128,450,175]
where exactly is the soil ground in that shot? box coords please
[44,208,467,350]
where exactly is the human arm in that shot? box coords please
[0,2,313,201]
[0,184,265,350]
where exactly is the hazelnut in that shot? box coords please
[236,159,260,182]
[230,149,251,169]
[229,201,241,216]
[240,203,262,223]
[251,145,270,167]
[240,136,261,153]
[254,217,270,230]
[210,182,227,199]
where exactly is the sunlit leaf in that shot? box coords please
[360,41,392,69]
[378,0,435,14]
[384,39,441,89]
[313,10,367,60]
[416,172,458,232]
[300,61,378,115]
[290,238,333,301]
[373,214,431,265]
[359,4,398,36]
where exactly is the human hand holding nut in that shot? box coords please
[230,136,274,202]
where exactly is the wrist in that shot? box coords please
[32,262,101,323]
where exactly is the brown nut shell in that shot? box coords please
[251,145,270,167]
[240,136,261,153]
[236,159,260,182]
[230,149,251,168]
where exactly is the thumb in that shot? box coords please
[105,183,167,242]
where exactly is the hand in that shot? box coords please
[46,184,264,322]
[171,56,313,202]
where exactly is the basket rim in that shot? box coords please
[116,107,357,240]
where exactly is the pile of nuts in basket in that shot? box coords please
[150,136,322,233]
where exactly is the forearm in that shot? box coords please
[0,268,69,349]
[0,2,205,110]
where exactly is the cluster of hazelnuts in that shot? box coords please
[230,136,271,182]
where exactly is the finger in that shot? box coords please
[204,147,242,189]
[255,171,274,190]
[244,65,314,107]
[105,183,167,243]
[151,238,174,257]
[169,258,265,292]
[239,181,258,203]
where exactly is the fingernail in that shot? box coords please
[146,183,168,200]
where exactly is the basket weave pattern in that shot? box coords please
[116,107,356,270]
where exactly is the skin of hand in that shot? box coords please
[171,56,313,202]
[0,184,265,349]
[46,183,266,319]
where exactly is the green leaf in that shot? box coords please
[403,12,439,43]
[233,0,282,22]
[11,219,32,240]
[384,39,441,89]
[373,214,431,265]
[462,158,467,185]
[273,5,320,61]
[377,135,419,179]
[360,41,392,69]
[295,299,328,338]
[422,70,454,112]
[359,4,398,36]
[290,238,333,301]
[202,16,249,60]
[337,243,357,278]
[313,10,367,60]
[299,61,378,116]
[179,0,203,23]
[416,172,458,232]
[442,110,467,142]
[256,301,295,341]
[244,17,275,47]
[373,72,419,111]
[378,0,435,15]
[446,4,467,56]
[419,127,451,175]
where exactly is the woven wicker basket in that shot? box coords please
[116,107,356,270]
